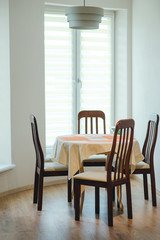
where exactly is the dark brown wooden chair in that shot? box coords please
[74,119,135,226]
[78,110,107,167]
[133,113,159,206]
[30,114,71,210]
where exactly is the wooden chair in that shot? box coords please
[133,113,159,206]
[74,119,135,226]
[30,114,71,210]
[78,110,107,167]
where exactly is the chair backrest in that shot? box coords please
[142,113,159,165]
[30,114,44,170]
[107,119,135,183]
[78,110,106,134]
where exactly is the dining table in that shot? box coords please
[50,133,144,211]
[50,133,144,210]
[51,134,144,179]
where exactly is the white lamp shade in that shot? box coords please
[65,6,104,29]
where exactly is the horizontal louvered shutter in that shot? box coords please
[79,16,112,133]
[45,10,113,147]
[45,12,73,146]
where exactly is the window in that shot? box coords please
[44,8,114,149]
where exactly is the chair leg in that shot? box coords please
[74,179,81,221]
[95,187,100,214]
[107,186,113,226]
[112,186,115,202]
[150,171,157,206]
[68,179,72,202]
[126,180,132,219]
[33,170,39,203]
[143,173,149,200]
[37,173,43,211]
[74,179,76,209]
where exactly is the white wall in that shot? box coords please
[46,0,131,10]
[0,0,45,193]
[132,0,160,190]
[0,0,11,165]
[10,0,45,187]
[114,6,132,122]
[0,0,132,194]
[115,10,128,122]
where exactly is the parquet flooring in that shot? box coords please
[0,176,160,240]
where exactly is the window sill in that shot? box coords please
[0,164,16,174]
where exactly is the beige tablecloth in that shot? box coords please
[52,134,144,179]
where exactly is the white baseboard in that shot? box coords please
[0,178,67,198]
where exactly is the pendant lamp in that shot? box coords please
[65,0,104,30]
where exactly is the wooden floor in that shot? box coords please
[0,176,160,240]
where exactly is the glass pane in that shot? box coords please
[45,12,73,146]
[79,16,112,133]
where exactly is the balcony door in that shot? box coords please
[45,9,114,148]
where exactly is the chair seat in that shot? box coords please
[112,157,150,171]
[135,161,150,169]
[44,162,68,172]
[74,170,107,181]
[74,170,125,182]
[45,157,53,162]
[83,154,107,163]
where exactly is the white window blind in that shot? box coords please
[45,10,114,148]
[79,16,112,133]
[45,12,73,146]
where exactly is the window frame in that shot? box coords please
[44,5,115,152]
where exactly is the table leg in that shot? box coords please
[117,185,123,210]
